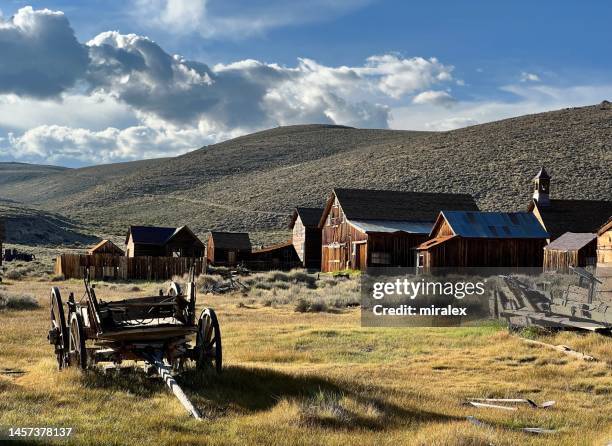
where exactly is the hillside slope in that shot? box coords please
[0,162,68,186]
[0,105,611,244]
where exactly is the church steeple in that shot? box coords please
[533,167,551,206]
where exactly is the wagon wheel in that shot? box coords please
[49,287,68,369]
[68,313,87,369]
[196,308,222,374]
[167,282,182,296]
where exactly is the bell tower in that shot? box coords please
[533,167,551,206]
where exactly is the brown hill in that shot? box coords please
[0,105,610,245]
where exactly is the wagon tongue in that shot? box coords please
[140,350,203,421]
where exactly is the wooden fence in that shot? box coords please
[55,254,205,281]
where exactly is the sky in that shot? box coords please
[0,1,611,167]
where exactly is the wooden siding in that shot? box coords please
[292,215,322,269]
[321,198,367,272]
[55,254,205,280]
[292,216,307,264]
[247,242,301,271]
[420,237,547,268]
[0,218,4,267]
[321,197,425,272]
[598,227,612,266]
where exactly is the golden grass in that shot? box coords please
[0,278,610,445]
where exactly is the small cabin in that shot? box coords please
[417,211,549,269]
[88,239,125,256]
[248,240,301,271]
[125,225,204,258]
[0,218,4,267]
[597,217,612,267]
[320,188,479,272]
[543,232,597,273]
[528,167,612,241]
[289,207,323,269]
[207,231,252,266]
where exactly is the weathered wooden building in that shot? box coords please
[528,167,612,241]
[88,239,125,256]
[289,207,323,269]
[417,211,549,269]
[0,218,4,267]
[319,188,479,272]
[206,231,252,266]
[543,232,597,273]
[248,241,301,271]
[125,225,204,258]
[597,217,612,266]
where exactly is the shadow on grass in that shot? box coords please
[179,364,463,429]
[82,367,165,397]
[80,364,462,430]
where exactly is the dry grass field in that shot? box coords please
[0,274,611,446]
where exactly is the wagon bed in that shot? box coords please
[48,270,222,420]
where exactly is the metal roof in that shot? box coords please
[544,232,596,251]
[442,211,549,239]
[349,219,433,234]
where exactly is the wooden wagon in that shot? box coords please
[47,270,221,419]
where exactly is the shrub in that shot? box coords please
[295,298,310,313]
[4,270,24,280]
[294,298,328,313]
[0,291,39,310]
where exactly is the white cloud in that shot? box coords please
[392,83,612,131]
[412,90,456,107]
[4,121,217,166]
[0,6,88,98]
[520,72,540,82]
[133,0,373,39]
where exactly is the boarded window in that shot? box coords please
[371,252,391,265]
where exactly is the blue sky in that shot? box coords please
[0,1,611,166]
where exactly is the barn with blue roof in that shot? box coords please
[417,211,549,268]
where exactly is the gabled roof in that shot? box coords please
[320,188,478,226]
[529,199,612,239]
[209,231,252,250]
[598,216,612,235]
[436,211,549,239]
[126,225,202,246]
[126,225,177,245]
[289,207,324,229]
[544,232,596,251]
[533,166,551,180]
[88,239,124,255]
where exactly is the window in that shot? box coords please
[371,252,391,265]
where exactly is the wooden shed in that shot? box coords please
[597,217,612,267]
[248,240,301,271]
[289,207,323,269]
[125,225,204,258]
[206,231,252,266]
[417,211,549,269]
[319,188,479,272]
[0,218,4,267]
[88,239,125,256]
[543,232,597,273]
[528,167,612,240]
